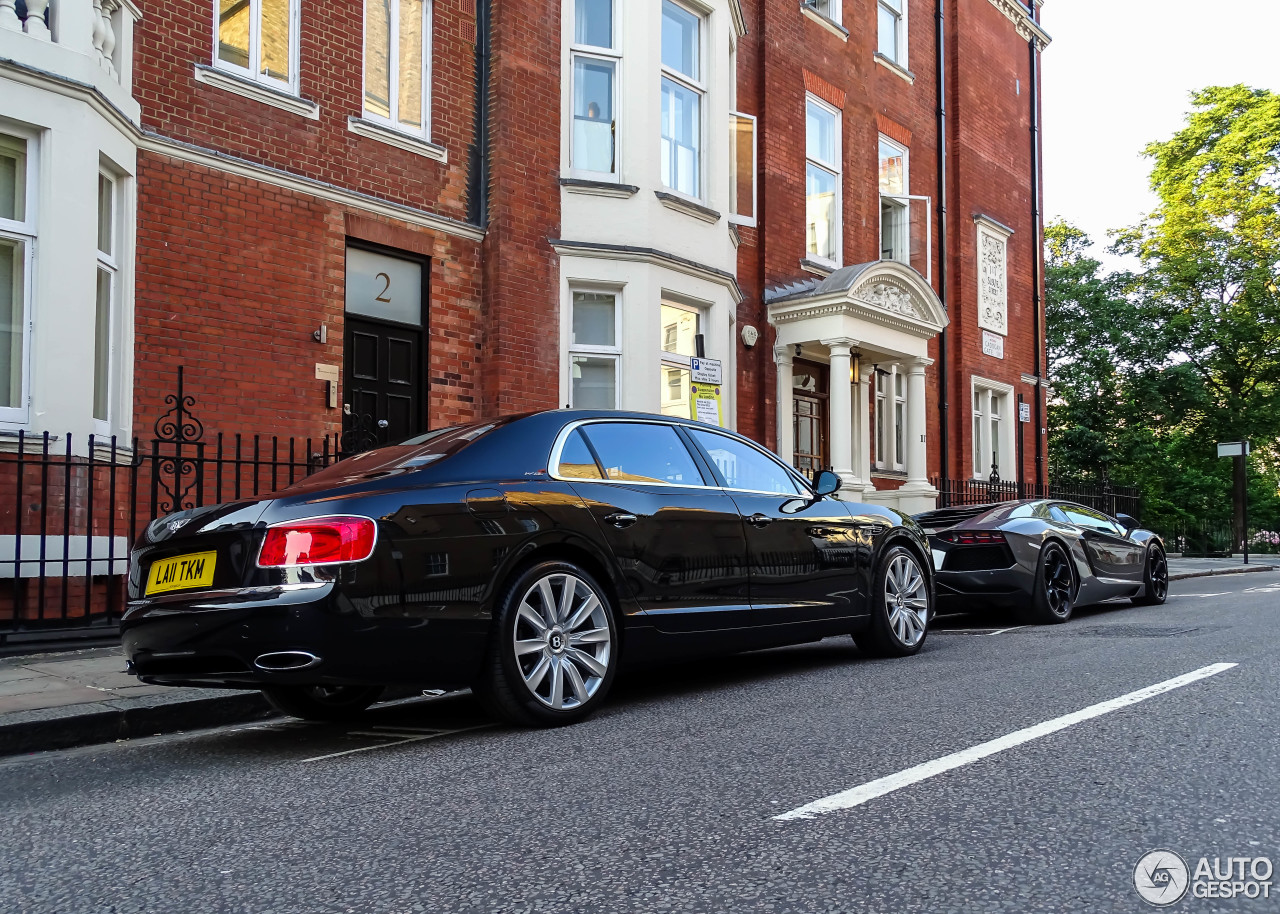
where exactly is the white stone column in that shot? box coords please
[774,344,794,466]
[898,356,938,513]
[822,338,855,484]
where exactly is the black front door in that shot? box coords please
[344,316,424,450]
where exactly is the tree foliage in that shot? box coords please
[1047,86,1280,545]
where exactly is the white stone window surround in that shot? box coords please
[975,214,1012,337]
[92,165,120,434]
[567,283,623,409]
[0,125,36,427]
[568,0,620,180]
[877,0,907,67]
[210,0,302,96]
[971,375,1015,481]
[659,0,709,203]
[360,0,434,142]
[874,363,906,472]
[804,94,841,269]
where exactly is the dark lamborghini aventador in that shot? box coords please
[914,499,1168,624]
[124,410,935,726]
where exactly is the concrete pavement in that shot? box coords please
[0,555,1272,758]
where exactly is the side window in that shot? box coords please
[1062,505,1121,535]
[687,429,802,496]
[557,429,603,480]
[581,423,706,486]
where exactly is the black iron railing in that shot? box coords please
[930,475,1143,521]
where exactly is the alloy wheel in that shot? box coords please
[1150,548,1169,601]
[884,553,928,647]
[1043,546,1074,617]
[512,573,613,711]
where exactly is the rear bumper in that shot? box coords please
[121,583,489,690]
[934,568,1034,611]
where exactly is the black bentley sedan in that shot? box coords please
[124,411,934,726]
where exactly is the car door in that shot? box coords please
[683,426,868,627]
[556,421,752,634]
[1053,503,1145,595]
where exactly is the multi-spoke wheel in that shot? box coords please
[1132,544,1169,606]
[1021,541,1076,624]
[261,684,383,721]
[476,561,618,727]
[855,545,930,657]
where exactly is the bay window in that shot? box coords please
[569,290,619,409]
[364,0,431,135]
[216,0,300,91]
[659,302,700,418]
[805,97,841,265]
[0,131,33,423]
[660,0,704,199]
[570,0,618,176]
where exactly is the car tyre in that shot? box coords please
[475,560,618,728]
[854,545,930,657]
[1020,541,1076,624]
[1131,544,1169,606]
[261,684,383,721]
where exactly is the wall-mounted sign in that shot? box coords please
[691,357,723,385]
[982,330,1005,359]
[1019,402,1031,423]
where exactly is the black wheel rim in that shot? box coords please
[1150,548,1168,600]
[1043,547,1073,617]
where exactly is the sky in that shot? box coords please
[1040,0,1280,269]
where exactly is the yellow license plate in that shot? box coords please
[145,551,217,596]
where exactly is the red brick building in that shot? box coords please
[1,0,1049,514]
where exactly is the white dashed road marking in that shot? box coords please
[774,662,1239,821]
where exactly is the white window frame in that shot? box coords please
[568,286,622,409]
[877,0,907,66]
[92,170,120,434]
[213,0,302,94]
[0,126,36,427]
[971,376,1015,481]
[805,95,842,268]
[361,0,434,138]
[659,0,708,202]
[803,0,841,26]
[569,0,620,180]
[659,298,703,417]
[729,111,756,227]
[874,365,906,472]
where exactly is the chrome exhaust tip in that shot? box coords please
[254,651,321,671]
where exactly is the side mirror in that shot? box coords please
[1115,513,1139,531]
[811,470,842,497]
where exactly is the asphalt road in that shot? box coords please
[2,575,1279,914]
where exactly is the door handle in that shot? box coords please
[604,513,638,528]
[747,513,773,528]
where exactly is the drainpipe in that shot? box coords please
[935,0,950,482]
[1028,29,1044,486]
[466,0,491,227]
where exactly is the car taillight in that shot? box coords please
[936,530,1007,546]
[257,516,377,567]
